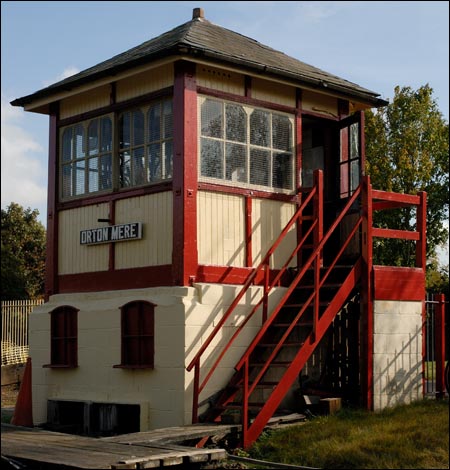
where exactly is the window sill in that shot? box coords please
[42,364,78,369]
[113,364,154,370]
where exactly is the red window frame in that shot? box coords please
[115,301,155,369]
[44,305,78,368]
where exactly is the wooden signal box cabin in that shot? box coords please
[12,8,427,447]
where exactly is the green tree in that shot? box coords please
[365,84,449,267]
[1,203,46,300]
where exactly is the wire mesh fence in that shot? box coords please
[1,299,44,366]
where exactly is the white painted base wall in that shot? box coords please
[372,300,423,410]
[29,283,286,431]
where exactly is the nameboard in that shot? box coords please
[80,222,143,245]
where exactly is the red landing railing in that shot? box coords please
[360,177,427,409]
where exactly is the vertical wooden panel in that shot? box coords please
[302,90,338,118]
[197,191,245,267]
[251,78,295,107]
[116,64,174,102]
[196,66,245,95]
[251,199,296,269]
[59,85,111,119]
[58,204,110,274]
[115,192,173,269]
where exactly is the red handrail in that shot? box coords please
[187,181,318,373]
[187,171,323,421]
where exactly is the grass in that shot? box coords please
[245,399,449,469]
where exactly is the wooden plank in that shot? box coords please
[103,423,240,445]
[2,424,229,470]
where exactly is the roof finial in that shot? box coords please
[192,7,205,20]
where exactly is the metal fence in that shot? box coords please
[1,299,44,366]
[424,293,448,397]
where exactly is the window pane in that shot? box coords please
[163,101,173,139]
[119,112,131,149]
[350,159,360,191]
[100,154,112,191]
[140,305,154,335]
[88,120,99,156]
[124,305,140,335]
[101,117,112,152]
[140,338,154,366]
[75,160,85,195]
[88,157,99,193]
[350,123,359,159]
[164,141,173,179]
[133,110,145,146]
[132,147,146,186]
[120,151,131,187]
[62,129,73,162]
[62,164,73,198]
[148,143,161,182]
[201,138,223,179]
[226,104,246,143]
[148,104,161,142]
[201,99,223,138]
[74,125,85,159]
[250,109,270,147]
[250,148,270,186]
[272,114,291,151]
[225,143,246,182]
[273,152,293,189]
[124,338,140,365]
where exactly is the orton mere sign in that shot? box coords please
[80,223,143,245]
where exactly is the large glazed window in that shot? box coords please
[199,97,294,192]
[61,116,113,199]
[119,100,173,188]
[59,99,173,200]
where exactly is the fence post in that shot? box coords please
[435,294,446,399]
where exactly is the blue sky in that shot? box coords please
[1,1,449,260]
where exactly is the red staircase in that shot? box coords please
[186,170,426,448]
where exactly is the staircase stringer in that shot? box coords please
[243,258,362,447]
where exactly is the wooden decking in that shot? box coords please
[1,423,239,469]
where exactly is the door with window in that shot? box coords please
[337,111,365,258]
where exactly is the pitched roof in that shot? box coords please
[11,10,387,108]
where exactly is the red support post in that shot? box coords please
[415,191,427,269]
[172,60,198,286]
[361,175,374,410]
[435,294,446,399]
[192,362,200,423]
[45,104,59,300]
[263,263,269,323]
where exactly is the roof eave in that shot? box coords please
[11,43,388,110]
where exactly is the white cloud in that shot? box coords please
[43,66,80,87]
[1,94,47,221]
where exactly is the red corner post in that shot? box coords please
[435,294,446,398]
[172,60,198,286]
[361,175,373,410]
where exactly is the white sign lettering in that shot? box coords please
[80,223,143,245]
